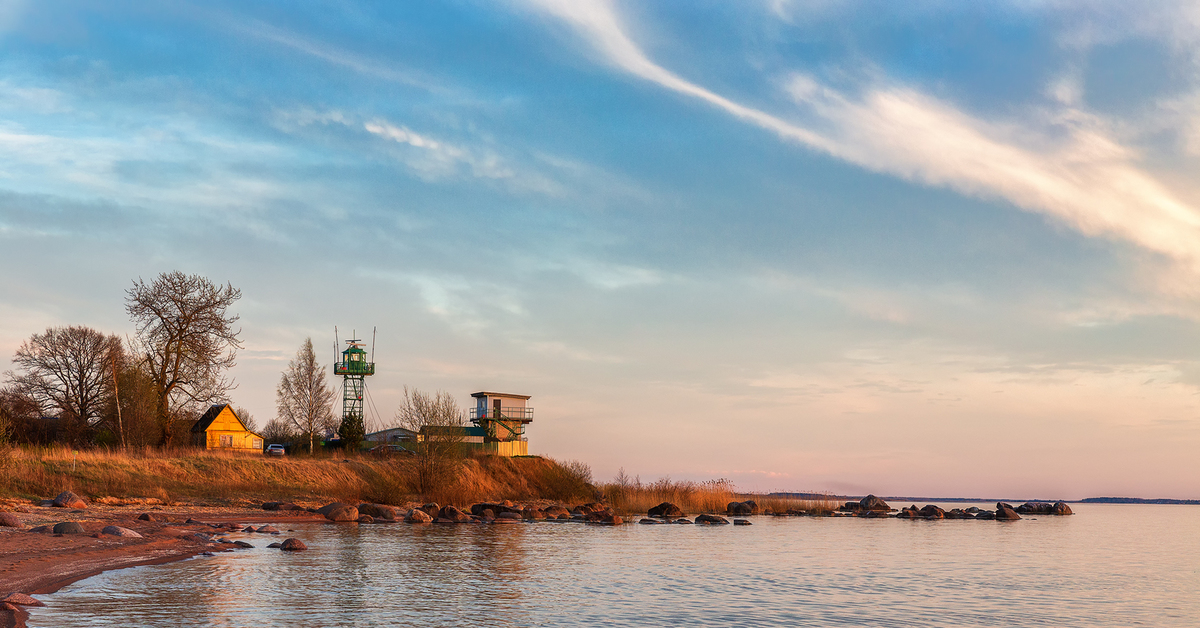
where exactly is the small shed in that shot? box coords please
[191,404,263,451]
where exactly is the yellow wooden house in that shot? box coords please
[191,404,263,451]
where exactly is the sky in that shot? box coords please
[3,0,1200,499]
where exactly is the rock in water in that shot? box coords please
[280,538,307,551]
[52,521,84,534]
[696,514,731,525]
[639,518,663,524]
[256,525,280,533]
[405,508,433,524]
[733,519,752,526]
[648,502,683,518]
[995,503,1022,521]
[357,503,397,521]
[101,525,143,538]
[357,515,374,524]
[726,501,759,515]
[317,502,359,522]
[0,513,24,529]
[51,491,87,509]
[267,542,282,548]
[859,495,891,511]
[233,541,254,548]
[919,505,945,519]
[438,506,472,523]
[1052,501,1073,516]
[137,512,171,523]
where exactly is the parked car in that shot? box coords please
[265,444,286,457]
[369,444,414,456]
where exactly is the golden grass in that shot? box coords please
[0,446,597,508]
[601,477,737,516]
[747,494,841,516]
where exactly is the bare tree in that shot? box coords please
[393,387,466,499]
[125,271,242,445]
[276,338,335,453]
[5,326,122,445]
[234,406,257,433]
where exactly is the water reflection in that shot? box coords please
[28,505,1200,627]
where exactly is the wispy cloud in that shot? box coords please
[524,0,1200,286]
[277,108,565,194]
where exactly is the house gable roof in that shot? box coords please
[191,404,259,436]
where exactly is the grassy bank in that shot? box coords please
[597,477,840,516]
[0,446,595,507]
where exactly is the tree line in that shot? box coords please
[0,271,466,460]
[0,271,243,448]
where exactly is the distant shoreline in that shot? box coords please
[769,493,1200,505]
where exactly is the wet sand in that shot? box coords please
[0,501,327,628]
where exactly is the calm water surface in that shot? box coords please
[29,504,1200,627]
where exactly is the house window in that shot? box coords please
[252,438,262,449]
[220,435,233,448]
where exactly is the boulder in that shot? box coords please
[280,538,307,551]
[357,503,397,521]
[480,508,496,520]
[733,519,752,526]
[357,515,374,524]
[438,506,472,523]
[0,513,24,529]
[695,514,730,525]
[405,508,433,524]
[53,521,84,534]
[965,507,980,514]
[840,501,863,512]
[420,503,441,518]
[919,505,945,519]
[28,525,52,533]
[995,503,1021,521]
[492,517,519,524]
[317,502,359,522]
[543,505,571,518]
[648,502,684,518]
[497,511,523,521]
[974,510,996,520]
[674,518,693,524]
[589,513,622,525]
[638,518,663,524]
[726,501,758,516]
[267,542,282,548]
[137,512,171,523]
[51,491,87,509]
[897,508,920,519]
[522,508,546,521]
[945,509,967,519]
[256,525,280,533]
[1016,502,1053,515]
[242,526,257,532]
[1052,501,1073,516]
[101,525,142,538]
[233,541,254,548]
[859,494,891,511]
[1,592,44,607]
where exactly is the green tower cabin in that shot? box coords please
[469,391,533,456]
[334,338,375,449]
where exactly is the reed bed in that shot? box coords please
[600,476,737,515]
[744,494,841,516]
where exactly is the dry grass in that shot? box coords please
[747,494,841,516]
[0,445,597,508]
[600,476,737,515]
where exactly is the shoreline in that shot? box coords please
[0,503,328,628]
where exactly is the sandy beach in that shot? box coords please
[0,500,328,628]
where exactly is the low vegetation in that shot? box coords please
[0,446,597,507]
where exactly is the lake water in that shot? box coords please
[28,504,1200,627]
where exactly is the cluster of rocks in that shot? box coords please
[837,495,1074,520]
[726,500,761,515]
[636,502,752,525]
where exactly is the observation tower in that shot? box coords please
[334,334,375,449]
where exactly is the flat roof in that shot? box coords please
[470,391,531,400]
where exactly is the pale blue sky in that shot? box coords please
[3,0,1200,498]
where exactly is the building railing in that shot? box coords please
[469,407,534,421]
[334,362,375,376]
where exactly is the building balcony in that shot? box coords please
[469,407,534,422]
[334,362,375,376]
